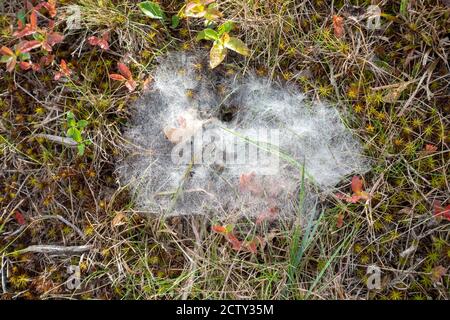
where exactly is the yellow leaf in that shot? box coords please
[224,36,250,56]
[209,42,227,69]
[382,82,409,103]
[111,212,127,228]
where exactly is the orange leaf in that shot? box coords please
[424,144,437,155]
[351,176,363,194]
[332,15,344,38]
[60,59,71,75]
[41,0,57,18]
[212,225,227,234]
[19,61,32,70]
[30,10,38,30]
[0,46,14,56]
[118,62,132,80]
[239,172,263,196]
[109,73,127,81]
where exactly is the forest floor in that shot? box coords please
[0,0,449,299]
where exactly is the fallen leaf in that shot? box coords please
[382,82,409,103]
[111,212,127,227]
[163,109,204,144]
[431,265,447,283]
[335,176,370,203]
[332,15,344,38]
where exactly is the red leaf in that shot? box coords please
[46,32,64,46]
[41,0,57,17]
[15,211,26,225]
[41,42,52,52]
[89,33,110,51]
[226,233,242,251]
[19,61,32,70]
[118,62,132,80]
[332,15,344,38]
[109,73,127,81]
[39,54,54,67]
[433,201,450,221]
[424,144,437,155]
[17,40,41,53]
[0,46,14,56]
[13,25,36,38]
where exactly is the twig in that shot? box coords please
[15,245,92,255]
[32,134,78,147]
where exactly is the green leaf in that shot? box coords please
[400,0,409,15]
[18,52,31,61]
[196,29,219,41]
[203,7,222,21]
[32,33,45,41]
[77,120,88,129]
[138,1,165,20]
[224,37,250,56]
[209,41,227,69]
[0,56,12,63]
[218,21,234,35]
[171,15,180,28]
[67,127,82,143]
[77,143,85,156]
[17,10,26,25]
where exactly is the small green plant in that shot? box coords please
[137,1,250,68]
[137,1,165,20]
[196,21,250,68]
[65,111,91,156]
